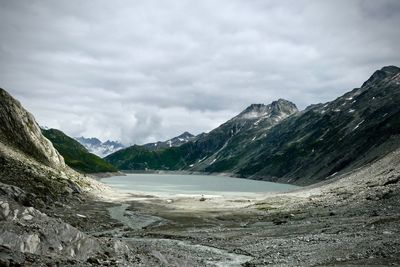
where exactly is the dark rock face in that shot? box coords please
[237,65,400,184]
[362,65,400,88]
[106,66,400,185]
[0,89,64,168]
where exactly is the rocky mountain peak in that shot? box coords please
[0,88,64,168]
[362,65,400,88]
[76,137,102,146]
[238,99,298,120]
[177,131,194,139]
[270,99,298,116]
[76,136,125,157]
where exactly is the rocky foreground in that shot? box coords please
[1,148,400,266]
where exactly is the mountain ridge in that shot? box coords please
[76,136,125,157]
[105,98,298,171]
[105,66,400,185]
[142,131,196,151]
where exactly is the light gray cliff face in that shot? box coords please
[0,88,64,168]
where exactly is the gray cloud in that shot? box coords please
[0,0,399,144]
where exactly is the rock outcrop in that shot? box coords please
[0,89,117,266]
[0,89,64,168]
[0,88,99,204]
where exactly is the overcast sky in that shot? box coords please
[0,0,399,145]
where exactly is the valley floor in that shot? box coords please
[50,183,400,266]
[2,150,400,266]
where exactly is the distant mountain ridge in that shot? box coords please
[76,136,125,157]
[105,66,400,185]
[143,131,195,151]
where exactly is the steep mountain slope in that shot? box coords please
[143,131,195,151]
[0,89,144,266]
[105,99,298,170]
[105,66,400,185]
[0,89,64,169]
[76,136,125,157]
[233,66,400,184]
[43,129,118,173]
[0,88,94,203]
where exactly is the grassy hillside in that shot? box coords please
[42,128,118,173]
[105,145,188,170]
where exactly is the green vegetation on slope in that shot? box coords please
[105,66,400,185]
[42,128,118,173]
[105,99,298,171]
[105,145,189,170]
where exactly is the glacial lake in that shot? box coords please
[101,173,299,196]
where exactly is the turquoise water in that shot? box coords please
[101,173,298,196]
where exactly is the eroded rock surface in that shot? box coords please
[0,88,64,168]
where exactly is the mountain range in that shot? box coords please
[142,131,195,151]
[105,66,400,185]
[75,137,125,157]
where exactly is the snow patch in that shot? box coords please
[240,111,270,119]
[253,118,263,126]
[198,156,207,162]
[353,120,365,130]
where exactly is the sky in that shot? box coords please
[0,0,399,145]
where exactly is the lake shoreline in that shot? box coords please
[118,169,312,186]
[100,173,299,199]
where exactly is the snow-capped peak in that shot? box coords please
[75,136,125,157]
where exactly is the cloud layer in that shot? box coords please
[1,0,399,144]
